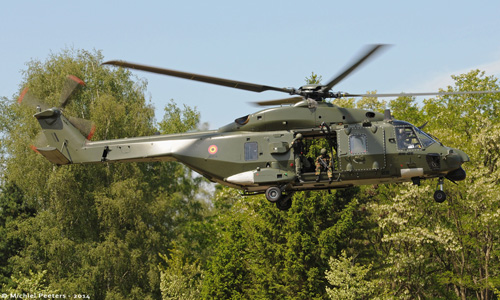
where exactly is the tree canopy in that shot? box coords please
[1,49,500,299]
[0,49,204,299]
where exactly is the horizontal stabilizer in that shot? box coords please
[36,147,71,165]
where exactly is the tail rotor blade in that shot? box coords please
[30,132,49,153]
[17,87,49,110]
[59,75,85,108]
[68,116,96,140]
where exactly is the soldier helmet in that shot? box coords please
[296,133,303,139]
[320,148,327,154]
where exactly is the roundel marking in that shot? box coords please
[208,145,218,155]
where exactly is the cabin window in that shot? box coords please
[244,142,259,161]
[395,126,422,150]
[349,134,367,154]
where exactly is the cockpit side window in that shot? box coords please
[395,126,422,150]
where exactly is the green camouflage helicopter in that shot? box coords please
[25,45,499,210]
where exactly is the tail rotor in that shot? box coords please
[18,75,96,151]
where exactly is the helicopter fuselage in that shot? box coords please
[34,100,468,199]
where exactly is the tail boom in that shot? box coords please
[35,108,200,165]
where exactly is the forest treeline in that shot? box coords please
[1,49,499,299]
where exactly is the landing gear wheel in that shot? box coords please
[276,196,292,211]
[275,192,294,211]
[434,190,446,203]
[265,186,282,203]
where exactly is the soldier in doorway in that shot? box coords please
[315,148,333,183]
[290,133,310,182]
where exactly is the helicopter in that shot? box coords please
[26,44,500,210]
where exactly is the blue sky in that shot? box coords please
[2,0,500,129]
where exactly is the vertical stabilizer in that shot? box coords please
[34,108,87,165]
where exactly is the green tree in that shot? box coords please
[200,187,363,299]
[6,270,59,295]
[325,250,375,299]
[0,48,203,299]
[367,70,500,299]
[159,250,204,300]
[389,95,423,125]
[0,181,35,288]
[356,91,386,112]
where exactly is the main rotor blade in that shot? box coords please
[322,44,389,92]
[341,90,500,98]
[253,96,305,106]
[103,60,293,94]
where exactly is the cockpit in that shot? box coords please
[393,120,437,150]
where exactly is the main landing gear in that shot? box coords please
[265,186,294,211]
[433,177,446,203]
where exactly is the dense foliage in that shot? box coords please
[0,49,204,299]
[1,49,500,299]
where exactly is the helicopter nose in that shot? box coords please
[453,148,470,163]
[443,148,469,182]
[445,148,469,165]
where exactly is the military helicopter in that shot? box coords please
[26,44,500,210]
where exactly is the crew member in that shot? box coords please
[290,133,310,182]
[315,148,333,183]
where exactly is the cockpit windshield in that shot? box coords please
[414,127,436,148]
[393,120,436,150]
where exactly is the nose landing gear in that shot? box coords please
[433,177,446,203]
